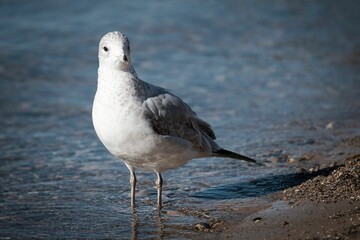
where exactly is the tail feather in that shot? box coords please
[213,149,258,164]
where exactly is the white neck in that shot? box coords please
[96,66,147,105]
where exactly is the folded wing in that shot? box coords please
[142,89,218,153]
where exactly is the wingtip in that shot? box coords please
[213,149,262,165]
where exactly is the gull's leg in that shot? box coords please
[155,172,163,210]
[125,163,136,211]
[130,168,136,210]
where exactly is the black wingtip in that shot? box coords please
[213,149,261,165]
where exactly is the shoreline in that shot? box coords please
[186,138,360,239]
[220,199,359,239]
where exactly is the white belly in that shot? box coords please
[92,97,198,172]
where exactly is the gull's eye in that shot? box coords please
[103,46,108,52]
[123,55,128,62]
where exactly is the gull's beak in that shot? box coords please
[123,55,128,63]
[113,54,130,71]
[116,54,128,64]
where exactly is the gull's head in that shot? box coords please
[98,31,132,71]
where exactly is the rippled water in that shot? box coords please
[1,0,359,238]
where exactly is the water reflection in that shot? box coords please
[129,209,165,240]
[131,211,139,240]
[156,212,165,240]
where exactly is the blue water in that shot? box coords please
[1,0,359,238]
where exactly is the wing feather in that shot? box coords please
[142,91,216,152]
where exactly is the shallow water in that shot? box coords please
[1,0,360,238]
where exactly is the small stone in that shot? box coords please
[309,164,320,173]
[210,220,222,229]
[166,210,183,216]
[329,162,337,168]
[194,222,211,232]
[326,121,335,129]
[253,217,262,222]
[269,156,279,163]
[296,167,306,174]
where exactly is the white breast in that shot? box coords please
[92,69,199,172]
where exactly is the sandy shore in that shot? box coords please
[219,157,359,239]
[184,137,360,239]
[221,199,359,239]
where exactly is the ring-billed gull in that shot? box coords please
[92,31,257,210]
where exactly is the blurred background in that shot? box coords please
[0,0,359,238]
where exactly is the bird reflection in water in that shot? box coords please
[130,210,165,239]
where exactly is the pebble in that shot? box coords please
[166,210,183,216]
[326,121,335,129]
[194,222,211,232]
[288,158,298,164]
[296,167,306,174]
[309,164,320,173]
[253,217,262,222]
[269,156,279,163]
[329,162,337,168]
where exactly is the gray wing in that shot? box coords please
[142,90,217,153]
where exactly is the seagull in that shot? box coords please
[92,31,257,210]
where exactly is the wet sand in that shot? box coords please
[221,200,359,239]
[177,137,360,239]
